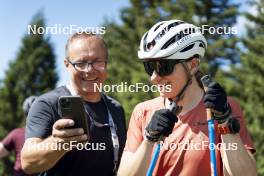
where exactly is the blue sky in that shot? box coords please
[0,0,255,86]
[0,0,130,86]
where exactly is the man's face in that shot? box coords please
[65,37,107,95]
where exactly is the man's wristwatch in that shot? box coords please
[217,118,240,135]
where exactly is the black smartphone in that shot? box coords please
[59,96,89,138]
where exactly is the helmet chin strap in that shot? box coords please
[168,62,194,115]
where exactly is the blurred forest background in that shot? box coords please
[0,0,263,175]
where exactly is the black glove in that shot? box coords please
[204,81,231,123]
[145,109,178,142]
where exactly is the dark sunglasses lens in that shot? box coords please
[158,61,175,76]
[143,62,155,76]
[143,60,179,76]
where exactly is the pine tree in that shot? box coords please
[195,0,240,75]
[0,12,58,175]
[227,0,264,174]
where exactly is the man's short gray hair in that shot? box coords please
[65,32,108,59]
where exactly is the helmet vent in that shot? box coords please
[154,21,185,44]
[199,42,205,48]
[166,21,185,31]
[146,40,156,51]
[161,35,176,49]
[154,23,164,31]
[180,43,195,52]
[143,32,148,41]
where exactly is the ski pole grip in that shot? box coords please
[201,75,211,90]
[168,100,177,114]
[201,75,213,120]
[168,99,182,116]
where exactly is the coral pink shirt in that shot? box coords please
[124,96,255,176]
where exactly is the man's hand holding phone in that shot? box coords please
[56,96,90,151]
[51,119,88,151]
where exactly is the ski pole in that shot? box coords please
[201,75,218,176]
[146,142,161,176]
[146,101,177,176]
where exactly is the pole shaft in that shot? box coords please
[201,75,218,176]
[146,143,161,176]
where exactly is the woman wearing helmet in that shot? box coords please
[118,20,257,176]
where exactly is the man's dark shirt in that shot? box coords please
[26,86,126,176]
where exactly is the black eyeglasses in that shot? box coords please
[143,59,184,76]
[67,58,107,72]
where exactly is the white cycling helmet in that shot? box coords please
[138,19,207,60]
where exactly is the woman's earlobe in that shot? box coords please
[190,63,199,75]
[190,60,199,71]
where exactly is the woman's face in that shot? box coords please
[150,59,198,99]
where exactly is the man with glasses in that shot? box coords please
[118,20,257,175]
[21,32,126,176]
